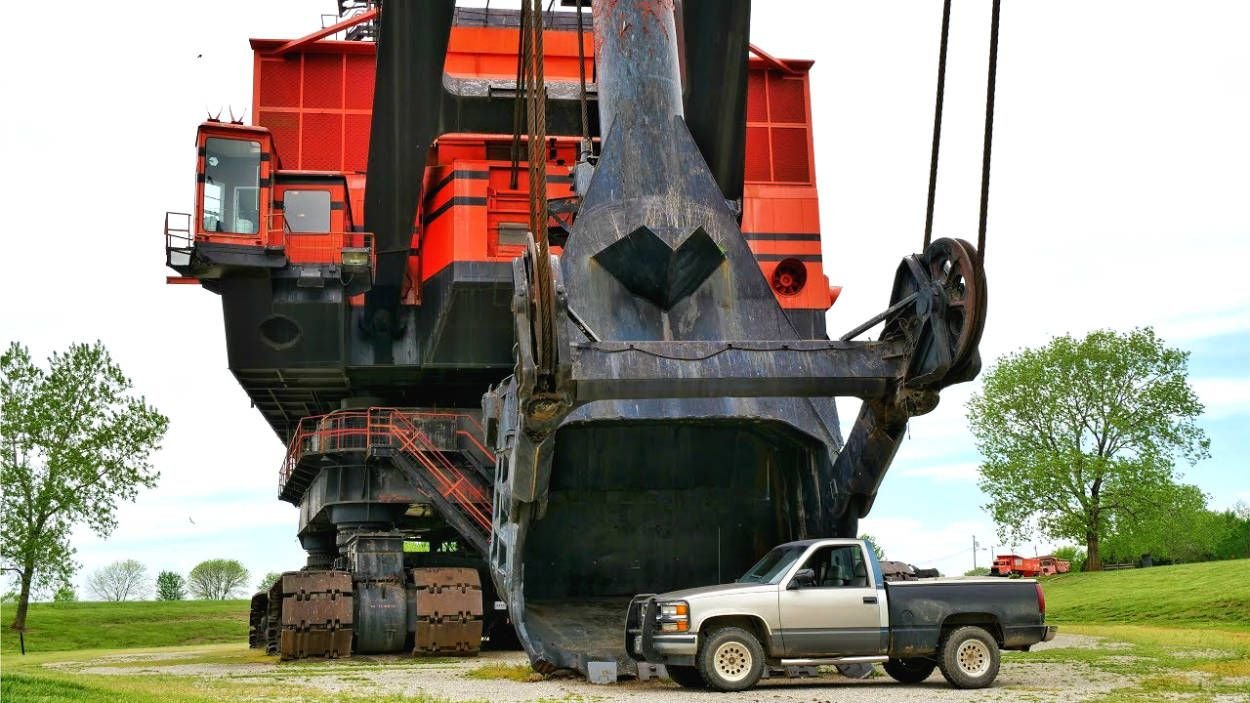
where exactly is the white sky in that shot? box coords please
[1,0,1247,595]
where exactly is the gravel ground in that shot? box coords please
[49,633,1136,703]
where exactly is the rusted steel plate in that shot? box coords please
[279,627,353,660]
[281,570,352,596]
[411,567,482,655]
[411,567,480,591]
[414,620,483,655]
[280,592,354,628]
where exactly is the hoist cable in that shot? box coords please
[574,0,590,152]
[923,0,952,249]
[977,0,1001,263]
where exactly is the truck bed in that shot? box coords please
[885,578,1048,656]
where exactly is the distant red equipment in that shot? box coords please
[990,554,1071,577]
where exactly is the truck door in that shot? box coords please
[777,544,886,657]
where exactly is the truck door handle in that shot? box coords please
[863,596,878,604]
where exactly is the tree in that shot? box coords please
[188,559,249,600]
[256,572,282,592]
[964,567,990,577]
[1051,545,1086,572]
[156,571,186,601]
[51,582,77,603]
[87,560,149,602]
[967,328,1209,571]
[858,534,886,561]
[1,342,168,631]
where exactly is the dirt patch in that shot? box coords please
[59,649,1132,703]
[1031,633,1132,652]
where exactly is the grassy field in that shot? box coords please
[0,599,248,655]
[2,560,1248,702]
[1041,558,1250,627]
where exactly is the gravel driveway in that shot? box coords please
[56,633,1132,703]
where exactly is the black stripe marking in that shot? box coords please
[422,196,488,227]
[330,201,345,211]
[743,232,822,242]
[274,175,346,185]
[426,169,491,201]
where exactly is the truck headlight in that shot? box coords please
[655,601,689,633]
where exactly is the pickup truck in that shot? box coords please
[626,538,1055,692]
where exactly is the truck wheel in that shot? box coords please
[666,665,707,688]
[697,627,765,692]
[883,657,936,683]
[938,626,1000,689]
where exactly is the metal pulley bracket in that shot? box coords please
[874,237,987,393]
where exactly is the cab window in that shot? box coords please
[202,138,261,234]
[283,190,331,233]
[800,545,870,588]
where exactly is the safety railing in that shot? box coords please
[280,408,494,533]
[164,211,194,268]
[266,211,375,266]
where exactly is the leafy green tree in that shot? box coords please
[857,534,886,561]
[51,582,77,603]
[256,572,282,592]
[1,342,168,631]
[1207,505,1250,560]
[967,328,1209,571]
[1051,545,1086,573]
[964,567,990,576]
[188,559,249,600]
[156,571,186,601]
[88,559,149,602]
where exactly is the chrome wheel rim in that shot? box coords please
[713,641,752,682]
[956,639,991,677]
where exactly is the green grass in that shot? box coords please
[3,562,1249,701]
[464,662,539,682]
[1040,559,1250,628]
[1,599,248,655]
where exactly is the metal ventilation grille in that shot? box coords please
[743,67,814,185]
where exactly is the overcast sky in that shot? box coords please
[1,0,1246,596]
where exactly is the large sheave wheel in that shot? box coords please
[883,657,937,683]
[938,625,1001,689]
[666,665,707,688]
[697,626,765,692]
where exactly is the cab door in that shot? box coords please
[776,543,886,657]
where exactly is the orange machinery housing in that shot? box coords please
[990,554,1072,577]
[167,8,837,444]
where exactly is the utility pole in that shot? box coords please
[972,535,980,570]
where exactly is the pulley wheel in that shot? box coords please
[882,237,986,387]
[925,237,986,373]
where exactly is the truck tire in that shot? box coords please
[666,665,707,688]
[938,626,1000,689]
[697,626,765,692]
[883,657,936,683]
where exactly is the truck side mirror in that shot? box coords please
[788,568,816,590]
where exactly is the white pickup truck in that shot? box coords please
[626,538,1055,691]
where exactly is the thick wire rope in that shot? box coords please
[977,0,1002,264]
[923,0,952,249]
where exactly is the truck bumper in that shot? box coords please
[625,595,697,666]
[1043,625,1058,642]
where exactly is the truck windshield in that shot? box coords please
[737,545,806,584]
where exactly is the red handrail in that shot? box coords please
[280,408,493,534]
